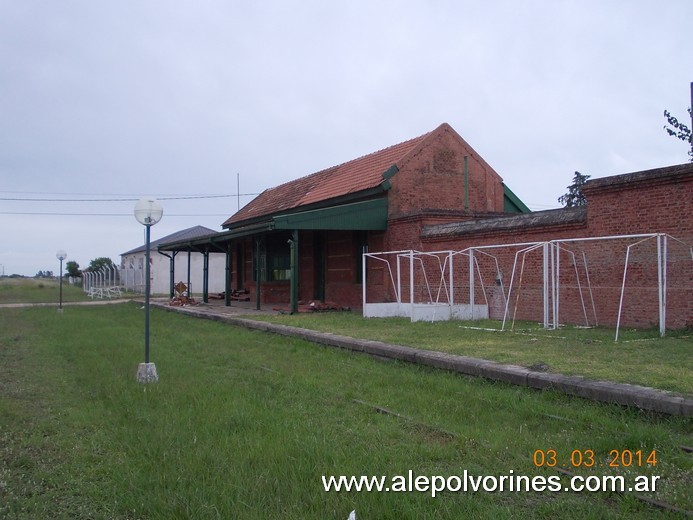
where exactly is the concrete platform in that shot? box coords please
[154,301,693,417]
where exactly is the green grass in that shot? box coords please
[0,277,91,304]
[246,313,693,395]
[0,277,142,305]
[0,303,691,519]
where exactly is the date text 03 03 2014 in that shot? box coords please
[532,449,657,469]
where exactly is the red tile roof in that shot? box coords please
[223,124,444,228]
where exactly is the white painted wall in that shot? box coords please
[120,251,226,296]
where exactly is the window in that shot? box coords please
[254,233,292,282]
[269,252,291,281]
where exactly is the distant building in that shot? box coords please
[120,225,225,296]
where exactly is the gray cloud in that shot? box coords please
[1,0,690,275]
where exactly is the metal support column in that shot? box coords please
[255,239,261,311]
[169,255,175,299]
[469,248,475,319]
[449,251,454,306]
[409,250,414,308]
[657,234,668,337]
[554,243,561,329]
[157,250,176,298]
[543,242,550,329]
[187,251,191,294]
[202,249,209,303]
[290,229,299,314]
[225,243,231,307]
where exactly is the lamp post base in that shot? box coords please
[136,362,159,383]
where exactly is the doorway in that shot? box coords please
[314,232,325,302]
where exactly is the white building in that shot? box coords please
[120,226,226,296]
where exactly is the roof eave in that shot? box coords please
[222,185,390,231]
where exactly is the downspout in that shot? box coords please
[464,155,469,211]
[157,250,177,299]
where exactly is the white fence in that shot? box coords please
[118,266,147,294]
[81,265,142,298]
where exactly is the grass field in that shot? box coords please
[1,302,691,519]
[0,277,91,304]
[248,313,693,396]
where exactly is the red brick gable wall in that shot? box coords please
[387,126,504,220]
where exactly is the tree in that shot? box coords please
[66,260,81,278]
[87,257,115,272]
[558,171,591,208]
[663,108,693,161]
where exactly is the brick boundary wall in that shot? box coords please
[410,165,693,329]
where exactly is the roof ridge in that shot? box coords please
[223,124,445,227]
[261,127,437,195]
[331,128,435,170]
[121,225,219,255]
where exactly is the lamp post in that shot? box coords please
[56,250,67,312]
[134,198,163,383]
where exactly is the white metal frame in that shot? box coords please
[363,233,692,339]
[362,249,491,322]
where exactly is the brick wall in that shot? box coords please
[583,167,693,239]
[231,154,691,329]
[388,125,505,220]
[409,164,693,329]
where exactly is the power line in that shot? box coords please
[0,188,256,196]
[0,193,260,202]
[0,211,232,217]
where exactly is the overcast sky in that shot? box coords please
[1,0,691,277]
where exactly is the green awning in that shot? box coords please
[271,198,388,231]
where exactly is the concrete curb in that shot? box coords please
[155,303,693,417]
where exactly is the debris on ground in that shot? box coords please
[169,281,198,306]
[273,300,351,313]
